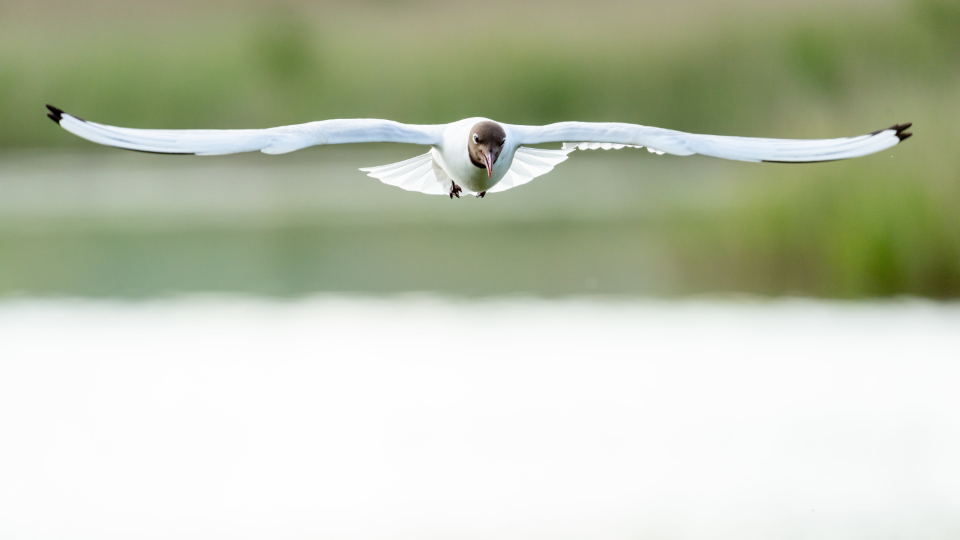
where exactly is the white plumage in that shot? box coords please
[46,105,912,197]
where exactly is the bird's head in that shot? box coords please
[468,121,507,178]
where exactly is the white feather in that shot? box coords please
[510,122,908,163]
[488,146,575,193]
[359,152,449,195]
[563,142,644,151]
[55,113,444,155]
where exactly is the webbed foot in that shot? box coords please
[449,181,462,199]
[476,191,486,199]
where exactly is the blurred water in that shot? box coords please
[0,150,734,297]
[0,149,732,223]
[1,296,958,540]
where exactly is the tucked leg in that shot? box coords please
[476,191,486,198]
[449,181,462,199]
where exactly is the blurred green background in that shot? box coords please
[0,0,957,298]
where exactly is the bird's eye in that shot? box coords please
[501,138,506,144]
[473,134,479,143]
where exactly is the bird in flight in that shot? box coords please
[46,105,911,199]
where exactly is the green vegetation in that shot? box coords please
[0,0,957,298]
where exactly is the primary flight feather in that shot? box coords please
[45,104,912,199]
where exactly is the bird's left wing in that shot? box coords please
[507,121,912,163]
[46,105,445,155]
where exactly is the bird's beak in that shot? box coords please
[482,151,493,178]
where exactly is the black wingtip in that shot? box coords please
[895,123,913,141]
[871,122,913,141]
[45,104,87,123]
[45,104,64,124]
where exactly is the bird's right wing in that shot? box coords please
[46,105,446,155]
[508,121,912,163]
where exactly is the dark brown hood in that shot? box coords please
[468,121,506,177]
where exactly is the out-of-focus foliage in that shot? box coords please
[252,10,320,81]
[0,0,957,298]
[3,0,953,143]
[914,0,960,51]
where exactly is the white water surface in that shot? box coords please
[1,297,959,540]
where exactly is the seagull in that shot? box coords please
[45,104,911,199]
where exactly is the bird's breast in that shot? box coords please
[436,146,514,193]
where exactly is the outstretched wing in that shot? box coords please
[45,105,445,155]
[507,121,912,163]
